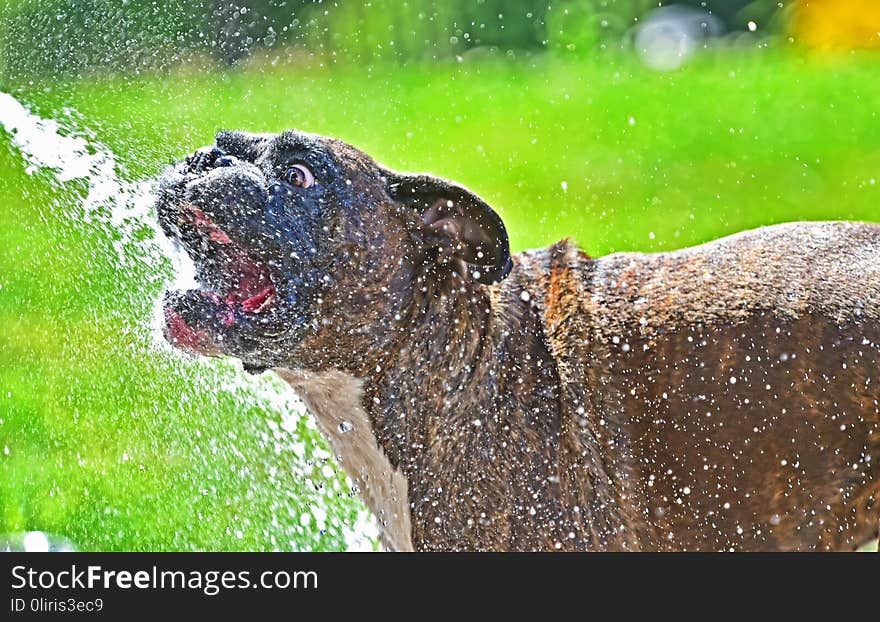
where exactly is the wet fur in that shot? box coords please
[280,221,880,551]
[160,133,880,551]
[275,368,414,552]
[512,222,880,550]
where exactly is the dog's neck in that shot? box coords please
[279,251,631,550]
[355,264,581,549]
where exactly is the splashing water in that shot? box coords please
[0,92,193,322]
[0,93,377,551]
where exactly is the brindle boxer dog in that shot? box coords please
[156,130,880,551]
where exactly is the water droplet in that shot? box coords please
[23,531,50,552]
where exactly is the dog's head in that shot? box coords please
[156,130,511,371]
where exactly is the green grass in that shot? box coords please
[2,48,880,550]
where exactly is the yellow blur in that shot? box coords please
[794,0,880,50]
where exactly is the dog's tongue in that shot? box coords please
[240,286,276,313]
[224,255,276,313]
[180,204,277,314]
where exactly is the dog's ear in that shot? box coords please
[215,131,272,161]
[385,172,512,285]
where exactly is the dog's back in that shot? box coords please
[517,221,880,550]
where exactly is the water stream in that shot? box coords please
[0,93,376,551]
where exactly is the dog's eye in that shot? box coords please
[281,164,315,188]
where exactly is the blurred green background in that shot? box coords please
[1,1,879,550]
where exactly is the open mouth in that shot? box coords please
[163,201,280,351]
[180,204,278,313]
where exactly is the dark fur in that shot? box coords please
[157,131,880,551]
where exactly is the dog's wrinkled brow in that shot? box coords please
[267,132,340,169]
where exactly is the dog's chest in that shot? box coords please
[273,368,414,552]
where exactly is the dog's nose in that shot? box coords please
[185,146,226,173]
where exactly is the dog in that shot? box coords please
[156,130,880,551]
